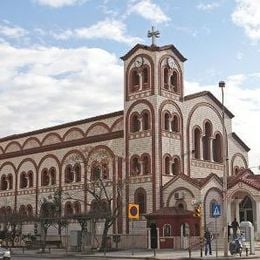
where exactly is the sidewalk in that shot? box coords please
[12,247,260,260]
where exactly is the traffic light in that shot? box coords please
[128,203,139,219]
[193,204,201,217]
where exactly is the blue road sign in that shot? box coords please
[212,204,221,218]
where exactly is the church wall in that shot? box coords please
[0,113,123,154]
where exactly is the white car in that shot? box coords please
[0,247,11,260]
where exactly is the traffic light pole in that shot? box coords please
[200,203,203,258]
[131,219,134,255]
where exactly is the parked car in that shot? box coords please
[0,247,11,260]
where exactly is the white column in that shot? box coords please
[138,72,143,91]
[138,117,143,132]
[169,115,173,132]
[140,159,144,175]
[157,228,160,249]
[147,228,151,249]
[200,135,204,160]
[209,137,214,162]
[256,201,260,238]
[227,200,231,225]
[235,199,241,222]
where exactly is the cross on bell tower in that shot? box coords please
[147,26,160,46]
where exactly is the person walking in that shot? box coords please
[231,218,239,239]
[204,228,213,256]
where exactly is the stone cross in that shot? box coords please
[147,26,160,46]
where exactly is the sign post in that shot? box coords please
[212,204,221,257]
[128,204,139,255]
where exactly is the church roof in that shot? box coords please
[231,132,250,152]
[0,110,124,142]
[228,169,260,190]
[184,91,234,119]
[120,44,187,62]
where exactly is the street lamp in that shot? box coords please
[219,81,228,256]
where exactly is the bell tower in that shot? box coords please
[121,28,187,231]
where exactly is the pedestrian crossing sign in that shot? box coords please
[212,204,221,217]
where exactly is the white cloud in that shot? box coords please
[232,0,260,41]
[0,20,28,39]
[197,2,219,11]
[50,19,142,45]
[128,0,170,24]
[185,74,260,172]
[33,0,86,8]
[0,42,123,136]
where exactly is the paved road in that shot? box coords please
[12,257,128,260]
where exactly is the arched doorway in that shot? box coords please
[239,196,254,223]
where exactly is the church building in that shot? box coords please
[0,34,260,249]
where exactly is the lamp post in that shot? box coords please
[219,81,228,256]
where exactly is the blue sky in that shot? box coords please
[0,0,260,170]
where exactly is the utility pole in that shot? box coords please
[219,81,228,256]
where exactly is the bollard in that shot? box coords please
[22,246,24,254]
[246,247,248,256]
[188,247,191,259]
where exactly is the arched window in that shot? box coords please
[233,166,240,175]
[64,202,73,216]
[131,114,140,133]
[101,199,110,214]
[41,169,49,186]
[134,188,146,214]
[213,133,222,162]
[20,172,27,189]
[102,163,109,179]
[1,175,7,191]
[143,67,149,89]
[194,128,201,159]
[27,171,33,188]
[65,165,73,183]
[7,174,13,190]
[164,112,170,131]
[74,201,81,215]
[19,205,27,216]
[131,156,140,176]
[163,224,171,237]
[131,70,140,92]
[203,122,212,161]
[142,111,150,131]
[74,164,81,182]
[49,167,56,185]
[142,154,150,175]
[90,200,98,212]
[165,156,171,175]
[170,71,178,92]
[27,204,33,217]
[172,157,180,175]
[163,68,169,89]
[171,114,179,132]
[91,163,100,181]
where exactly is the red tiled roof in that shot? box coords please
[121,44,187,62]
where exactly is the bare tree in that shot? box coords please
[66,146,124,251]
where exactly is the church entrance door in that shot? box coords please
[239,196,254,223]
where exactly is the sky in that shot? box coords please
[0,0,260,172]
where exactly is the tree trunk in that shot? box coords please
[42,227,48,252]
[100,220,110,251]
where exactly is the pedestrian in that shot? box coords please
[231,218,239,239]
[204,228,213,256]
